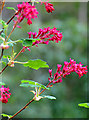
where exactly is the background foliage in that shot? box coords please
[1,2,87,118]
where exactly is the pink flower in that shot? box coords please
[0,86,11,103]
[49,69,52,78]
[48,58,88,85]
[27,26,63,46]
[21,46,31,52]
[41,1,54,13]
[13,19,21,28]
[0,43,9,49]
[15,2,39,25]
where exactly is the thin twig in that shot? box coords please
[8,99,34,120]
[0,64,8,74]
[13,48,24,60]
[0,0,5,16]
[0,49,4,60]
[0,11,19,35]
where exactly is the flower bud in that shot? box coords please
[8,61,14,67]
[0,43,9,49]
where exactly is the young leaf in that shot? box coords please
[1,113,12,118]
[0,20,7,27]
[78,103,89,108]
[3,55,11,59]
[42,95,56,100]
[2,61,7,66]
[0,20,8,30]
[22,38,41,47]
[23,59,49,70]
[22,38,33,46]
[20,80,50,90]
[6,7,15,10]
[1,32,14,46]
[0,82,5,86]
[20,84,31,87]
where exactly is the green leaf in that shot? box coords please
[1,113,12,118]
[20,80,50,90]
[2,61,7,66]
[3,55,11,59]
[23,59,49,70]
[0,20,7,27]
[16,40,23,43]
[0,20,8,30]
[1,32,14,46]
[78,103,89,108]
[22,38,41,47]
[6,7,15,10]
[42,95,56,100]
[22,38,33,46]
[0,82,5,86]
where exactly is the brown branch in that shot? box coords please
[7,11,19,25]
[8,99,34,120]
[0,64,8,74]
[0,0,5,16]
[0,49,4,60]
[0,11,19,35]
[13,48,24,60]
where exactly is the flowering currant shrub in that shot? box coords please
[0,0,88,119]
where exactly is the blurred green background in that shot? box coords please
[1,2,87,118]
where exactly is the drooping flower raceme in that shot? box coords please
[21,26,63,52]
[48,58,88,84]
[28,26,63,46]
[14,2,39,27]
[41,1,55,13]
[0,85,11,103]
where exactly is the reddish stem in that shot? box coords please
[39,81,53,95]
[0,64,8,74]
[13,48,24,60]
[8,99,34,120]
[0,49,4,60]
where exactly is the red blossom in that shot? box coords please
[0,86,11,103]
[14,2,38,26]
[48,58,88,84]
[41,1,55,13]
[22,46,31,52]
[27,26,63,46]
[49,69,52,78]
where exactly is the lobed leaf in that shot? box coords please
[22,38,33,46]
[22,38,41,47]
[42,95,56,100]
[20,80,50,90]
[2,61,7,66]
[1,32,14,46]
[23,59,49,70]
[3,55,11,59]
[0,20,7,27]
[78,103,89,108]
[6,7,15,10]
[1,113,12,118]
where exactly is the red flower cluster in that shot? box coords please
[0,85,11,103]
[28,26,63,46]
[15,2,38,25]
[48,58,88,84]
[41,1,54,13]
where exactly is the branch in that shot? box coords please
[0,49,4,60]
[8,99,34,120]
[0,64,8,74]
[0,11,19,35]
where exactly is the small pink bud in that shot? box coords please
[8,61,14,67]
[49,69,52,78]
[0,43,9,49]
